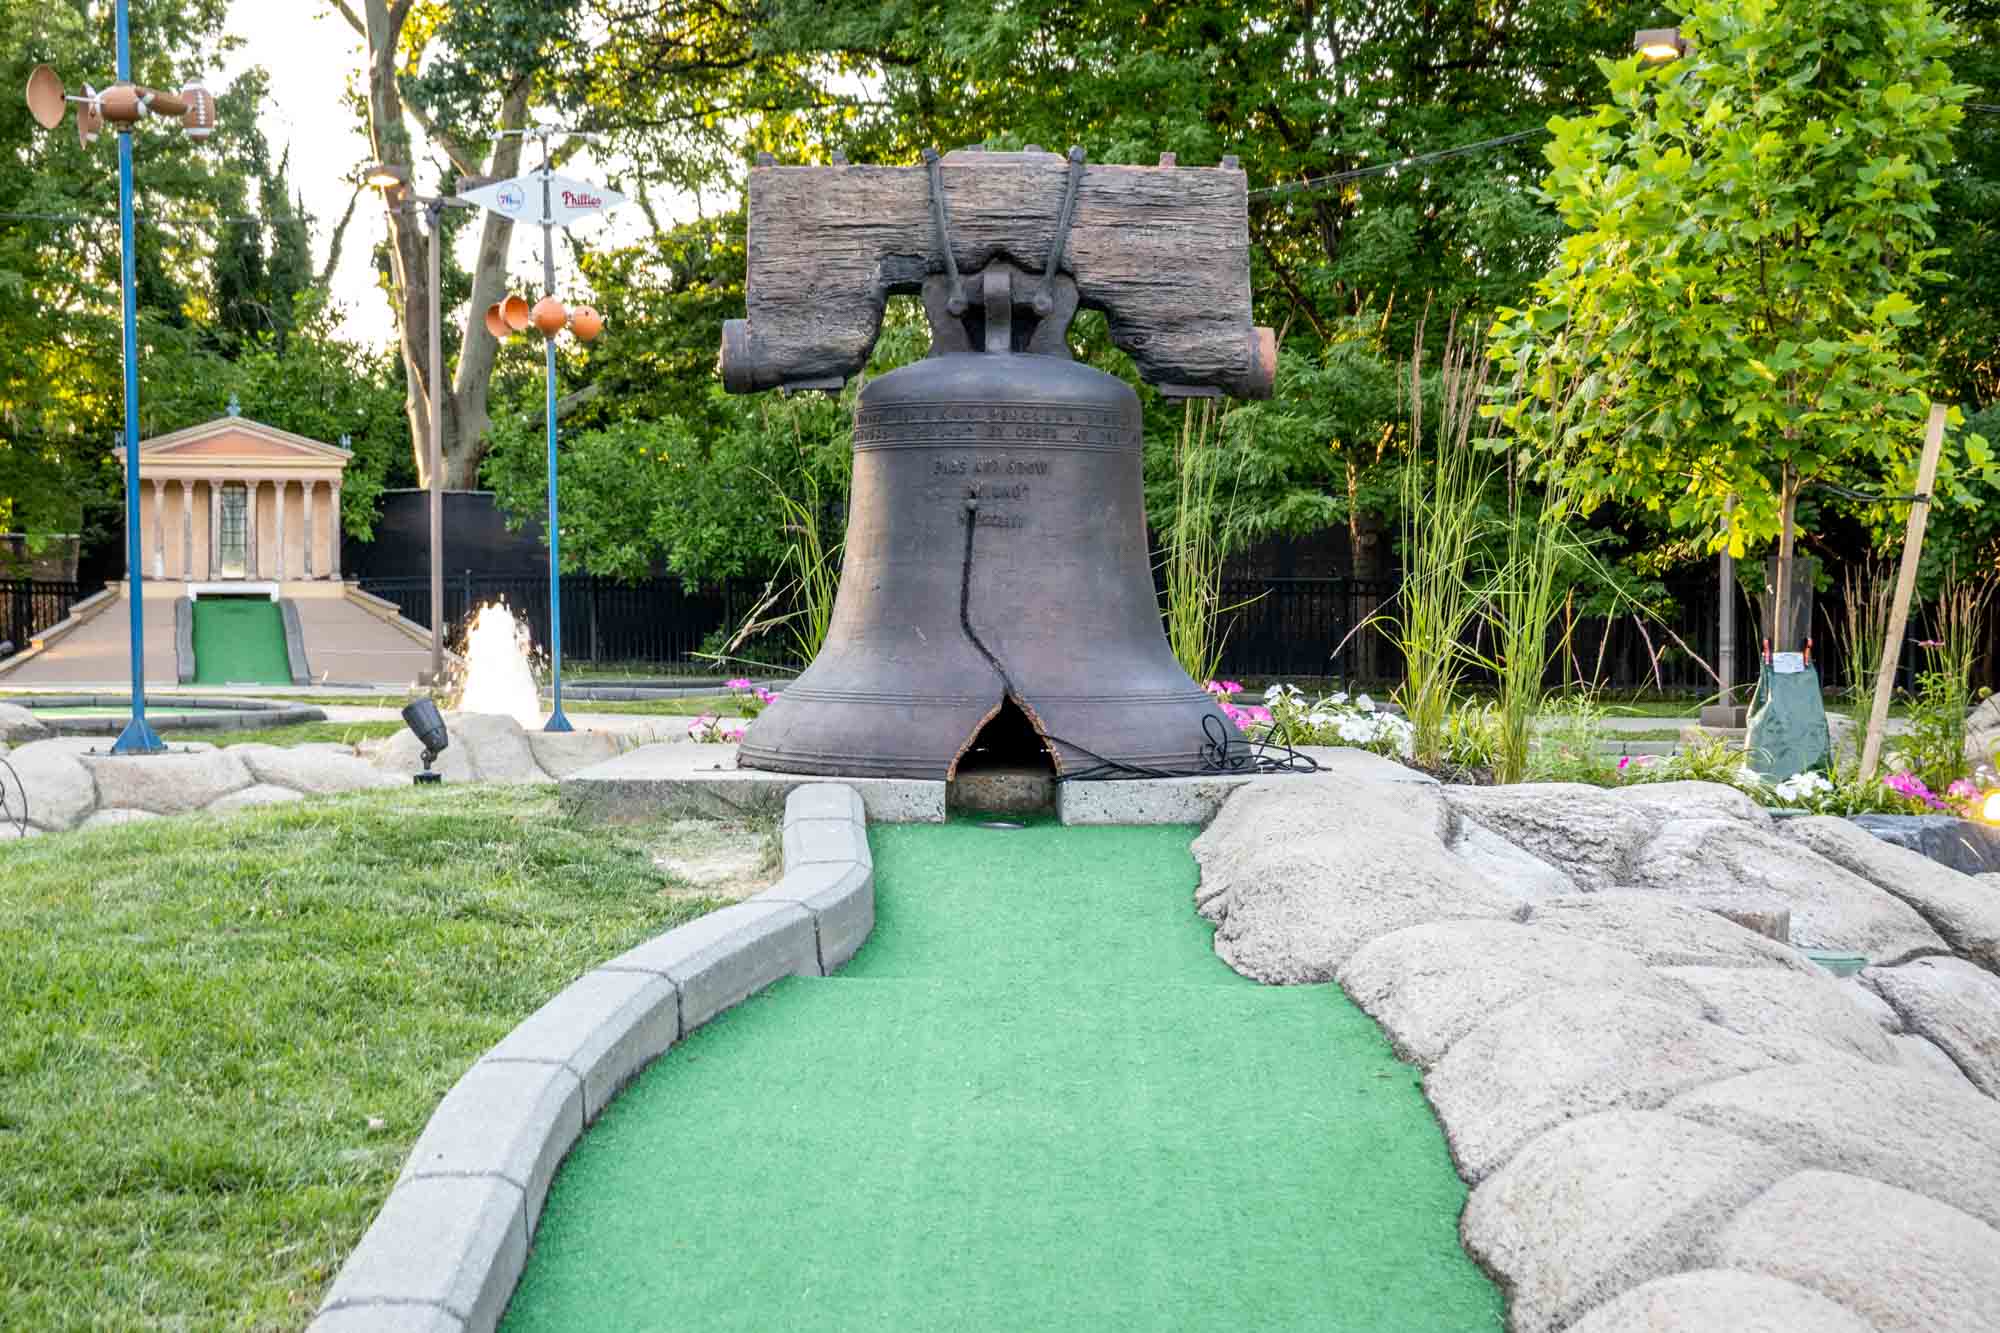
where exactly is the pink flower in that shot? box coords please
[726,677,754,690]
[754,687,778,705]
[722,725,746,742]
[1949,778,1980,799]
[1202,680,1228,697]
[1617,756,1631,771]
[1221,680,1245,695]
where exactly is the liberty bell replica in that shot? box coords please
[719,145,1277,781]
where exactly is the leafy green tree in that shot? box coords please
[1489,0,1984,651]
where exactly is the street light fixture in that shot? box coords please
[24,5,220,756]
[1634,27,1688,63]
[360,162,483,685]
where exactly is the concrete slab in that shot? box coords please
[559,742,945,823]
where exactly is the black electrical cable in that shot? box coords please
[956,487,1319,782]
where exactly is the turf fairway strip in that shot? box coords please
[502,817,1502,1331]
[191,596,292,685]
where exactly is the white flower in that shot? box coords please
[1337,716,1374,743]
[1355,693,1374,712]
[1265,684,1285,702]
[1734,766,1765,787]
[1328,692,1349,706]
[1307,712,1333,728]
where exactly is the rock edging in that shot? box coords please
[305,782,874,1333]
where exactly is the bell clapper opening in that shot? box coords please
[948,694,1058,815]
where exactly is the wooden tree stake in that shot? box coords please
[1858,403,1950,784]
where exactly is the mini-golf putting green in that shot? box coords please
[503,816,1502,1331]
[191,596,291,685]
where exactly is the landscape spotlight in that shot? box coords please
[401,698,450,785]
[361,161,409,190]
[1634,27,1687,62]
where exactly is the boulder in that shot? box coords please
[230,744,401,796]
[1891,1034,1976,1088]
[1566,1271,1878,1333]
[525,729,621,779]
[1965,692,2000,771]
[1782,816,2000,972]
[1718,1170,2000,1333]
[370,711,546,784]
[1626,818,1945,962]
[0,702,50,743]
[1864,957,2000,1099]
[1849,813,2000,875]
[5,740,98,831]
[1338,921,1699,1068]
[1425,988,1776,1182]
[1462,1111,1792,1333]
[1656,965,1899,1065]
[208,784,304,812]
[1443,783,1657,889]
[80,808,160,829]
[1193,778,1522,982]
[1604,779,1771,826]
[81,749,252,816]
[1837,976,1901,1033]
[1518,893,1816,973]
[1667,1058,2000,1230]
[1444,819,1579,898]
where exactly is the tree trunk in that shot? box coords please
[1775,463,1799,653]
[349,0,526,490]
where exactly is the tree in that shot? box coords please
[1489,0,1985,652]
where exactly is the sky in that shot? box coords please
[215,1,660,353]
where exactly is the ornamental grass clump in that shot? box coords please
[1385,317,1492,771]
[1164,400,1254,684]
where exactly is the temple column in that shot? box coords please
[273,478,288,582]
[149,478,165,579]
[209,482,222,578]
[329,484,342,579]
[301,480,316,579]
[178,479,193,580]
[246,479,261,580]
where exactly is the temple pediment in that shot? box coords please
[117,416,355,471]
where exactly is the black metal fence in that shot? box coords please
[358,573,759,672]
[0,580,101,657]
[353,567,1957,695]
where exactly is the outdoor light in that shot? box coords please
[1983,790,2000,822]
[401,698,450,785]
[361,161,409,190]
[1634,27,1687,62]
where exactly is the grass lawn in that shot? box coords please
[161,721,408,749]
[0,786,753,1330]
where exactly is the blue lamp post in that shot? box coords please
[25,1,217,755]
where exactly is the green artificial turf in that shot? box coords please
[191,596,293,685]
[504,818,1502,1332]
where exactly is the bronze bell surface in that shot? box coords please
[720,146,1277,781]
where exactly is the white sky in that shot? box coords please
[217,1,663,352]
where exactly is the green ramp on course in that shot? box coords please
[190,596,291,685]
[503,816,1502,1332]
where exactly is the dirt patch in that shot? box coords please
[644,817,780,900]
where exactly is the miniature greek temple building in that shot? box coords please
[114,411,350,585]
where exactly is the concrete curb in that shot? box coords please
[308,783,874,1333]
[174,597,195,684]
[279,598,313,684]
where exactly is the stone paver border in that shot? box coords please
[12,693,326,735]
[306,782,874,1333]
